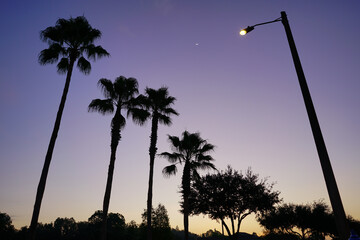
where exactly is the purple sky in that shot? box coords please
[1,0,360,235]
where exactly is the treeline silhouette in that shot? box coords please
[1,205,198,240]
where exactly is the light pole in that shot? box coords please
[240,11,349,240]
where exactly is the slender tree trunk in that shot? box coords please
[101,109,121,240]
[147,115,158,240]
[230,215,235,235]
[28,59,75,240]
[182,162,191,240]
[221,219,232,237]
[236,213,249,234]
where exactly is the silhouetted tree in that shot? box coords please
[161,131,216,240]
[54,217,77,240]
[201,229,222,238]
[88,76,146,240]
[141,204,173,240]
[29,16,109,240]
[257,201,336,240]
[136,87,178,240]
[88,210,126,240]
[189,166,280,238]
[0,212,16,240]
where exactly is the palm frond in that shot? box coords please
[88,99,114,115]
[77,57,91,74]
[158,115,172,126]
[56,57,69,74]
[84,44,110,60]
[162,165,178,178]
[167,135,181,149]
[159,152,182,164]
[38,43,65,65]
[197,154,214,162]
[127,108,150,125]
[162,107,179,116]
[131,94,150,109]
[197,161,216,171]
[200,143,215,153]
[97,78,115,99]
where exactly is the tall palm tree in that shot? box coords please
[29,16,109,240]
[160,131,216,240]
[137,87,178,240]
[88,76,147,240]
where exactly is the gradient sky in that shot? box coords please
[1,0,360,236]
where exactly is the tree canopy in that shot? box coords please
[141,204,173,240]
[189,166,281,237]
[257,201,337,240]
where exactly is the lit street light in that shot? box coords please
[240,11,350,240]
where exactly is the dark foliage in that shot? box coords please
[0,212,16,240]
[189,166,280,237]
[257,201,338,240]
[140,204,173,240]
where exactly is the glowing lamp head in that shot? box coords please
[239,29,247,35]
[239,26,255,36]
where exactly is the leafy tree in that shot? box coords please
[136,87,178,240]
[88,210,126,240]
[30,16,109,240]
[141,204,173,240]
[88,76,146,240]
[54,217,77,240]
[142,204,171,229]
[257,201,336,240]
[189,166,280,238]
[0,212,15,240]
[160,131,216,240]
[201,229,222,238]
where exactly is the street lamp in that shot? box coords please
[240,11,350,240]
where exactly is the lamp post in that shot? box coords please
[240,11,349,240]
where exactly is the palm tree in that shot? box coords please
[136,87,178,240]
[88,76,147,240]
[29,16,109,240]
[160,131,216,240]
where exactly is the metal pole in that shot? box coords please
[280,11,349,240]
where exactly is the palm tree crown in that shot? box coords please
[160,131,215,240]
[138,87,178,125]
[89,76,148,143]
[161,131,216,179]
[39,16,109,74]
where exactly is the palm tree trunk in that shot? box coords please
[101,109,121,240]
[28,59,75,240]
[182,162,191,240]
[147,115,158,240]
